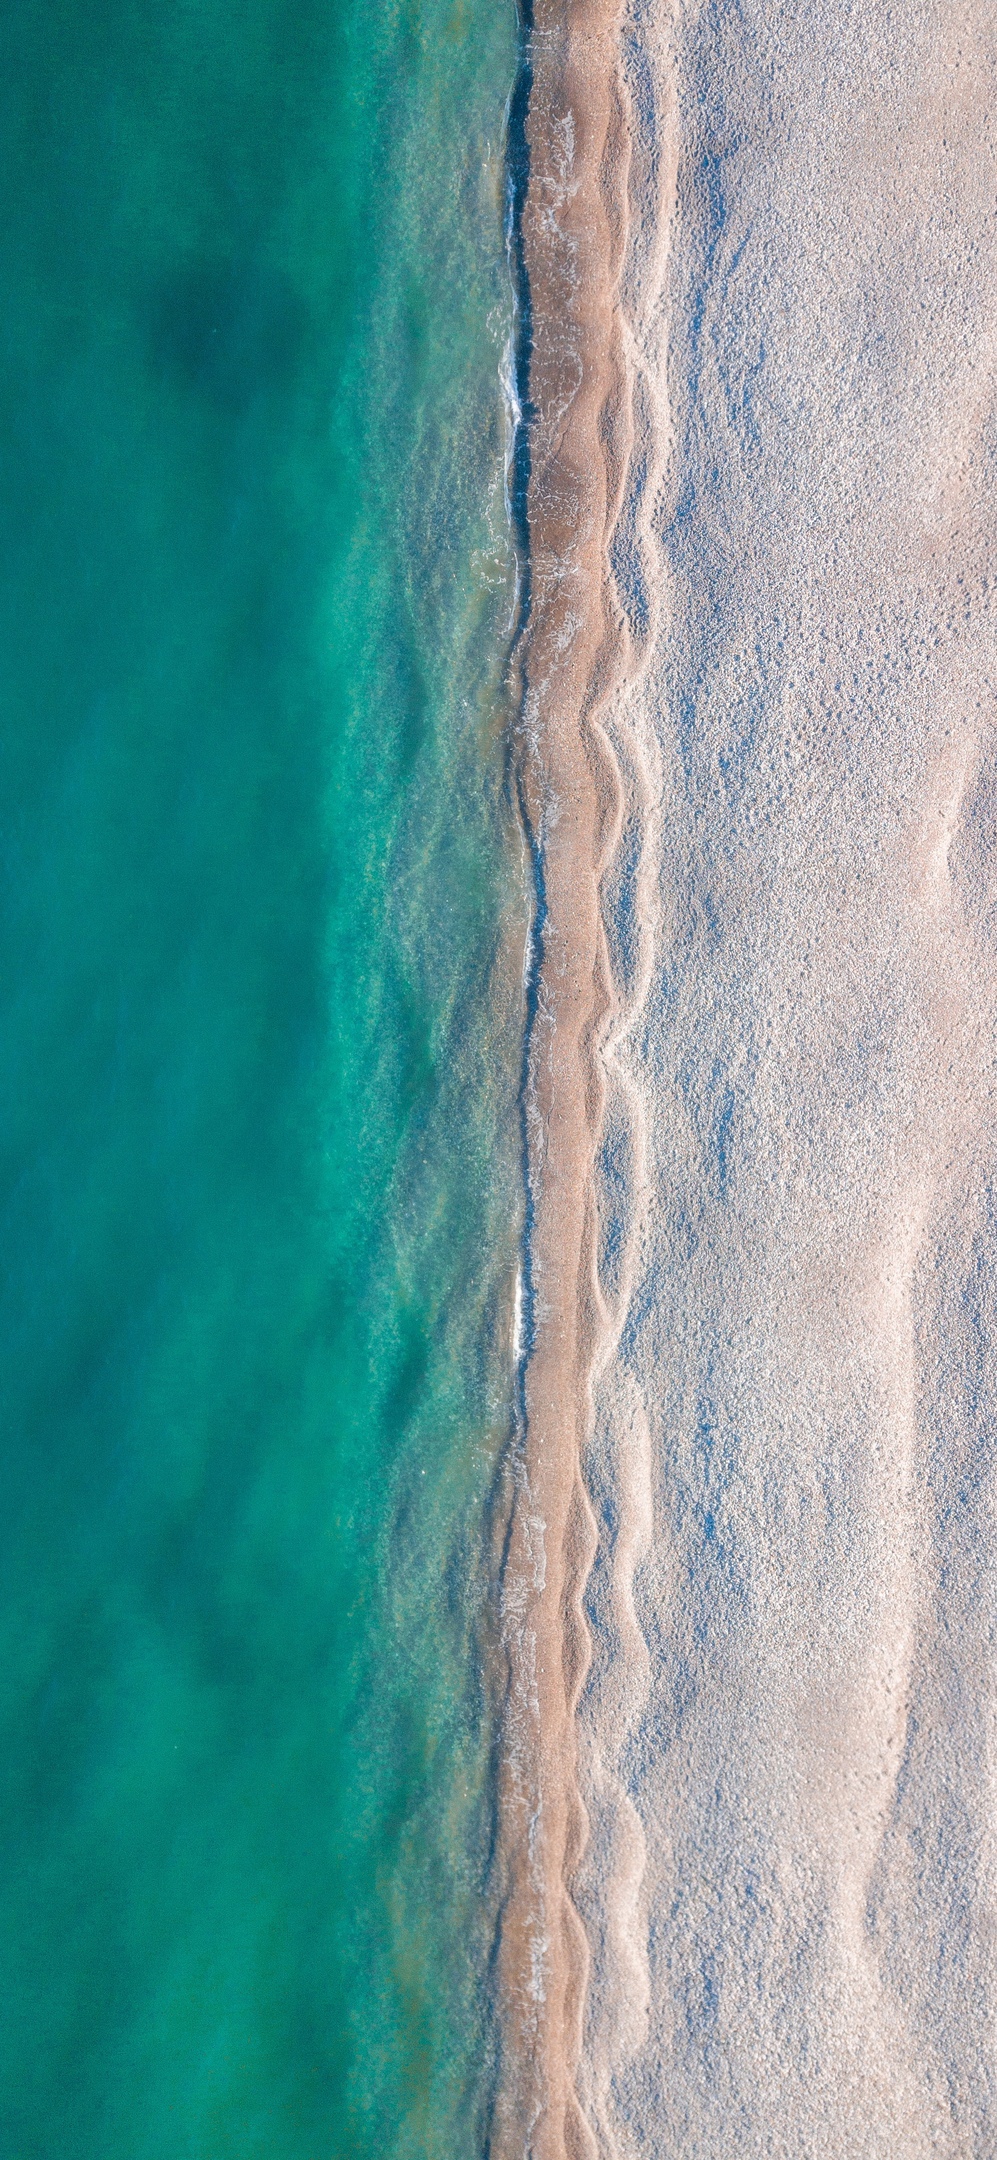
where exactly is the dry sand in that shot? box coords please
[500,1,997,2154]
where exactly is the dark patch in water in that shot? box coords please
[147,259,308,413]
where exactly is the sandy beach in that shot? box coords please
[501,0,997,2152]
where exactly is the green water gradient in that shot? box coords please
[0,2,520,2153]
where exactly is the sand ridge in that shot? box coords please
[493,0,640,2152]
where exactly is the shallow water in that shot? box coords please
[0,4,520,2154]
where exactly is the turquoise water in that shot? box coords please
[0,3,520,2153]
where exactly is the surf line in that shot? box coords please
[494,0,634,2152]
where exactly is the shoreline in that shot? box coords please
[494,2,634,2151]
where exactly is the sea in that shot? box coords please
[0,2,522,2153]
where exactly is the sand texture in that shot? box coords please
[495,1,628,2152]
[504,0,997,2152]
